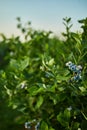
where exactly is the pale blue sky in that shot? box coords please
[0,0,87,37]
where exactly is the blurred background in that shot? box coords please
[0,0,87,38]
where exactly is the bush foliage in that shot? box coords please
[0,17,87,130]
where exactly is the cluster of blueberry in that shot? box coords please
[25,120,40,130]
[66,61,82,82]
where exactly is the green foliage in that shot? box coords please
[62,17,73,41]
[78,17,87,44]
[0,17,87,130]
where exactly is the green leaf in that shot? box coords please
[72,122,80,129]
[4,85,12,97]
[45,71,54,78]
[49,127,55,130]
[10,57,29,71]
[48,58,55,66]
[16,17,21,21]
[64,109,70,121]
[10,59,19,70]
[41,121,48,130]
[28,86,38,95]
[57,75,68,83]
[35,96,43,109]
[79,86,86,92]
[20,57,29,71]
[57,86,65,91]
[67,17,71,23]
[28,86,44,96]
[57,112,68,127]
[63,69,70,76]
[81,111,87,120]
[57,110,70,127]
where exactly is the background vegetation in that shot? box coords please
[0,17,87,130]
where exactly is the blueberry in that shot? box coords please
[35,122,40,130]
[25,122,31,129]
[69,65,76,72]
[66,61,72,67]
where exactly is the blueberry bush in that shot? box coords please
[0,17,87,130]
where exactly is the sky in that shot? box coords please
[0,0,87,38]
